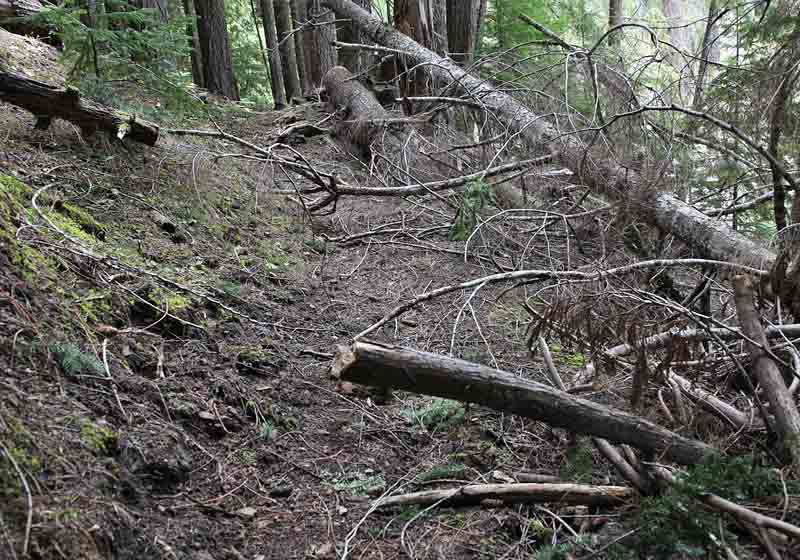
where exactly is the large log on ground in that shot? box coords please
[0,71,159,145]
[0,0,53,39]
[331,340,715,465]
[323,65,390,158]
[322,0,775,269]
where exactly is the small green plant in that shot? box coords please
[535,536,592,560]
[564,352,586,367]
[81,421,118,456]
[219,280,242,299]
[449,180,495,241]
[303,238,327,254]
[559,438,593,483]
[50,342,105,376]
[415,462,468,483]
[614,454,797,558]
[401,398,465,432]
[331,472,386,496]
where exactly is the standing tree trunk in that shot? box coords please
[306,0,338,89]
[608,0,622,45]
[275,0,302,102]
[661,0,693,101]
[182,0,205,87]
[261,0,288,108]
[337,0,371,74]
[446,0,480,65]
[195,0,239,99]
[291,0,313,96]
[691,0,717,108]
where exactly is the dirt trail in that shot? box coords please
[0,38,634,558]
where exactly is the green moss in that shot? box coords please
[0,419,43,498]
[149,286,192,311]
[0,173,59,285]
[81,421,118,456]
[56,202,106,240]
[74,289,113,323]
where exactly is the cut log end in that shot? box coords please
[330,344,356,379]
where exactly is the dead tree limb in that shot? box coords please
[331,340,715,465]
[321,0,776,269]
[733,275,800,470]
[0,71,160,145]
[377,482,634,508]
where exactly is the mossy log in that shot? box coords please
[0,71,160,145]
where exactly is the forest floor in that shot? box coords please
[1,30,783,560]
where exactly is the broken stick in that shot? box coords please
[377,482,634,508]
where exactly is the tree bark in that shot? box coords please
[608,0,623,45]
[307,0,337,88]
[275,0,302,102]
[260,0,288,109]
[182,0,205,88]
[691,0,717,109]
[195,0,240,99]
[331,340,715,465]
[446,0,480,65]
[291,0,313,95]
[661,0,693,101]
[323,65,388,158]
[0,0,49,37]
[377,482,634,508]
[0,71,159,145]
[321,0,776,270]
[733,275,800,471]
[336,0,371,74]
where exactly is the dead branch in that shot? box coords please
[332,340,715,465]
[0,71,159,145]
[667,370,763,431]
[376,482,634,508]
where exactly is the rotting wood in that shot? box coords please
[376,482,634,508]
[321,0,776,270]
[0,71,159,145]
[734,275,800,471]
[331,340,715,465]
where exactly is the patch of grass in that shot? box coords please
[401,398,465,432]
[50,342,105,376]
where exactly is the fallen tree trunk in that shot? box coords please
[377,482,634,508]
[0,71,160,145]
[734,275,800,471]
[322,65,391,159]
[331,340,715,465]
[0,0,50,37]
[322,0,776,269]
